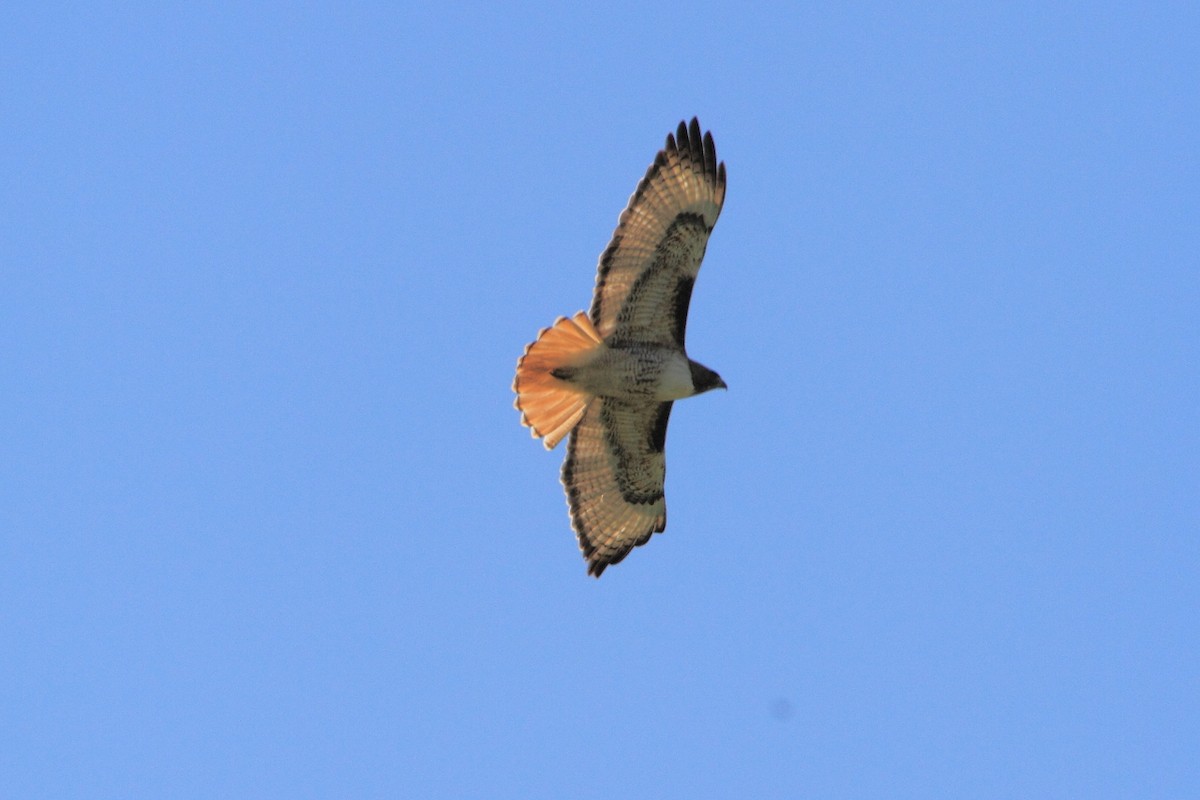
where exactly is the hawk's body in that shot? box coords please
[514,119,726,576]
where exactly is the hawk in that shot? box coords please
[513,118,727,577]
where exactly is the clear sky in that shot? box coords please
[3,3,1197,798]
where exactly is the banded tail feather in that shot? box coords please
[513,311,602,449]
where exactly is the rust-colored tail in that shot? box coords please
[513,311,602,449]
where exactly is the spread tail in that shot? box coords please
[513,311,602,449]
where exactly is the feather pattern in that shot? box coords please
[590,118,726,346]
[562,399,671,576]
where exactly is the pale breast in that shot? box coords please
[653,353,696,400]
[567,344,694,401]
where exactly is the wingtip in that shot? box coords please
[703,130,717,174]
[671,118,722,182]
[688,118,702,157]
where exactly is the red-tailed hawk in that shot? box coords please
[514,118,727,577]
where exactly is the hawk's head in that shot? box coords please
[688,360,727,395]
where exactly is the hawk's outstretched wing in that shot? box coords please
[561,398,674,576]
[590,118,726,347]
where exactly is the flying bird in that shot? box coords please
[513,118,727,577]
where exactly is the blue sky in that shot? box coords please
[2,3,1197,797]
